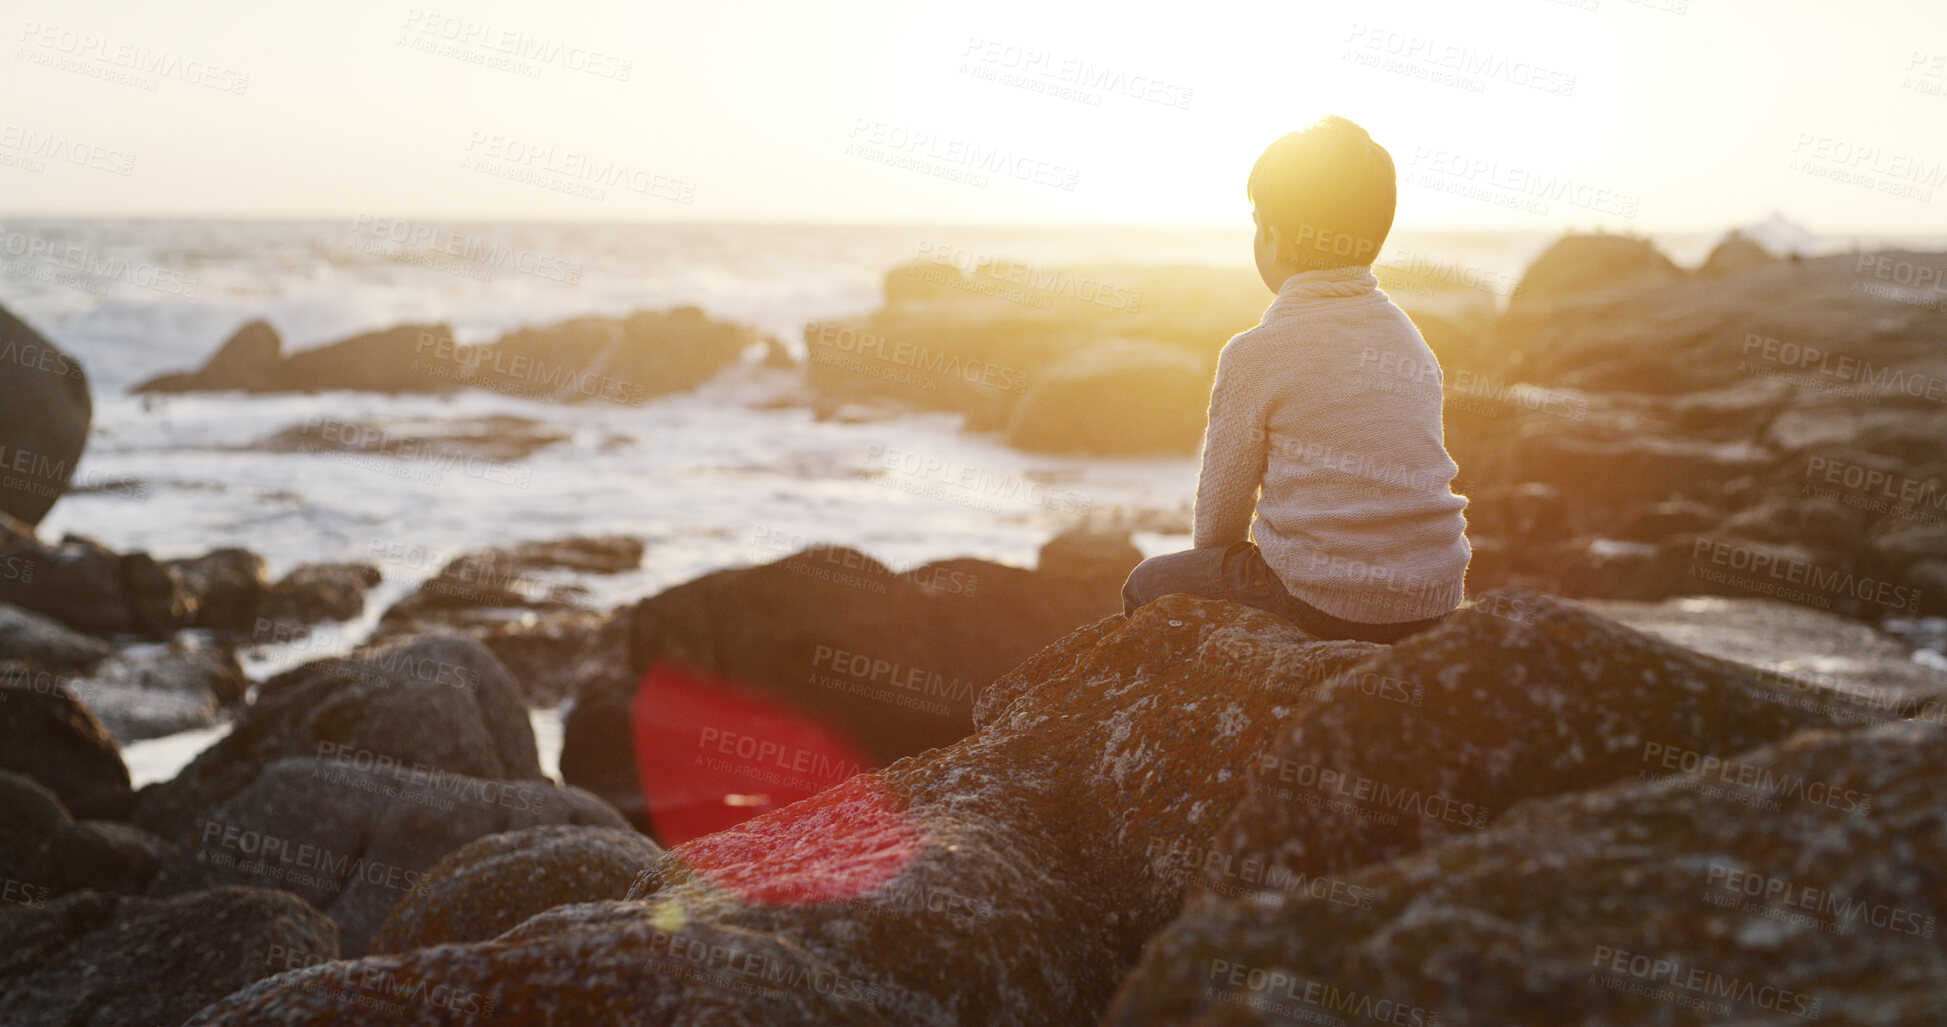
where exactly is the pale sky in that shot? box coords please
[3,0,1943,232]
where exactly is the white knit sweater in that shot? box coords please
[1192,265,1470,623]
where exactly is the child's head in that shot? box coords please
[1247,116,1396,287]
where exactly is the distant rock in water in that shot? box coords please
[371,824,663,955]
[249,413,571,464]
[1,886,338,1027]
[149,757,627,956]
[1505,233,1685,308]
[1105,720,1947,1026]
[1697,230,1778,278]
[131,635,543,845]
[183,595,1384,1025]
[0,304,90,527]
[561,528,1138,836]
[134,306,762,403]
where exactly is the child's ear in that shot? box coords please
[1266,224,1289,265]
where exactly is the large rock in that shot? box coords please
[150,758,628,956]
[183,595,1383,1025]
[164,548,269,631]
[371,824,663,954]
[0,305,90,527]
[1189,590,1866,893]
[257,561,381,627]
[131,635,542,844]
[0,681,133,820]
[1104,720,1947,1026]
[563,531,1138,834]
[1004,339,1211,455]
[1505,233,1685,310]
[0,601,111,668]
[0,771,171,899]
[38,636,248,742]
[0,886,338,1027]
[0,516,186,636]
[136,307,759,403]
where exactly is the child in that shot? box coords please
[1121,117,1469,643]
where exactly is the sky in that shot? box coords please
[2,0,1943,233]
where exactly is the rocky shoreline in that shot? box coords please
[4,229,1946,1024]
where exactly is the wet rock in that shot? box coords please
[0,601,111,668]
[0,304,90,527]
[1005,339,1212,455]
[137,307,758,403]
[371,824,663,954]
[1,772,171,898]
[0,886,338,1027]
[1104,721,1947,1027]
[0,682,133,820]
[50,637,247,742]
[258,561,381,627]
[251,413,570,464]
[1195,589,1865,895]
[131,635,541,845]
[150,757,627,956]
[566,532,1132,833]
[164,548,268,630]
[185,596,1383,1025]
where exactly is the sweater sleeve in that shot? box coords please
[1191,345,1269,548]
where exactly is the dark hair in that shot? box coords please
[1247,117,1397,268]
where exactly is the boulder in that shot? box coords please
[164,548,268,631]
[1104,721,1947,1026]
[0,886,337,1027]
[131,635,542,845]
[46,636,247,742]
[0,601,111,668]
[0,771,171,898]
[150,757,628,956]
[1698,231,1778,277]
[564,531,1134,834]
[0,517,186,636]
[1188,590,1867,894]
[0,681,133,820]
[1505,233,1685,309]
[183,596,1383,1025]
[0,304,90,527]
[250,413,570,464]
[257,561,381,627]
[371,824,663,954]
[1004,339,1211,455]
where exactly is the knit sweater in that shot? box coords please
[1192,265,1470,623]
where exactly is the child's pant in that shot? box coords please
[1120,540,1449,644]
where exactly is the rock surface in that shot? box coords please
[1004,339,1211,455]
[150,758,628,956]
[0,886,338,1027]
[0,601,111,668]
[131,635,542,845]
[136,307,760,403]
[563,530,1139,833]
[1104,720,1947,1026]
[0,681,134,820]
[371,824,664,954]
[184,595,1382,1025]
[0,771,171,899]
[0,304,91,527]
[0,516,185,636]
